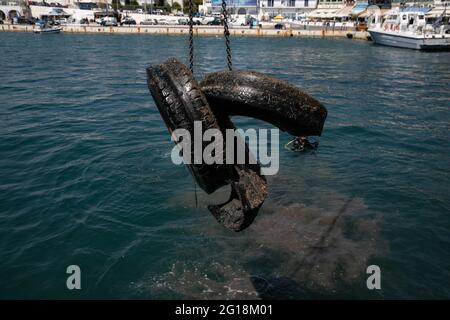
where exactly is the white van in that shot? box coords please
[100,17,118,26]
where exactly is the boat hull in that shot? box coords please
[368,30,450,50]
[33,27,61,34]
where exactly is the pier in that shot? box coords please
[0,24,370,40]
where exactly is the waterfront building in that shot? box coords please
[351,0,369,16]
[434,0,450,6]
[308,0,351,20]
[202,0,318,19]
[391,0,434,8]
[198,0,396,20]
[207,0,258,16]
[258,0,318,19]
[432,0,450,10]
[427,0,449,18]
[307,0,394,20]
[0,0,24,21]
[133,0,183,10]
[198,0,210,15]
[369,0,391,9]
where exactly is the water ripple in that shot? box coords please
[0,33,449,299]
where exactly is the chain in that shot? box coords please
[188,0,197,206]
[188,0,194,73]
[221,0,232,71]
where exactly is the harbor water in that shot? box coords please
[0,33,449,299]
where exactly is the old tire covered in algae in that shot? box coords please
[201,70,328,137]
[146,58,229,194]
[146,58,267,231]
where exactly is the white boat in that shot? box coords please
[368,6,450,50]
[33,25,62,34]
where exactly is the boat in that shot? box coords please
[368,6,450,50]
[33,25,62,34]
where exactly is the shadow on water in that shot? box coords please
[295,198,354,279]
[133,190,383,299]
[250,275,306,300]
[249,275,337,300]
[250,198,357,300]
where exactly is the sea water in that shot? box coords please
[0,33,449,299]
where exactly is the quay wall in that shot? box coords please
[0,24,370,40]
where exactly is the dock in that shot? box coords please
[0,24,370,40]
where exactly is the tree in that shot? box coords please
[172,2,182,12]
[182,0,202,14]
[111,0,122,10]
[164,3,172,12]
[122,0,141,10]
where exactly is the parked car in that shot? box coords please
[17,16,36,25]
[150,9,164,15]
[230,16,247,27]
[157,19,170,25]
[207,17,222,26]
[193,16,214,25]
[248,17,261,28]
[177,18,189,25]
[140,19,157,25]
[274,23,285,30]
[34,19,48,26]
[121,17,136,26]
[100,17,118,27]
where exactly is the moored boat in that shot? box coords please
[368,6,450,50]
[33,24,62,34]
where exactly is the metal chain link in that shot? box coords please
[187,0,196,206]
[188,0,194,73]
[221,0,232,71]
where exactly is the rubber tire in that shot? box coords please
[200,70,328,137]
[209,109,267,232]
[147,58,267,231]
[209,164,267,232]
[147,58,230,195]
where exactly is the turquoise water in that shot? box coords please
[0,33,449,299]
